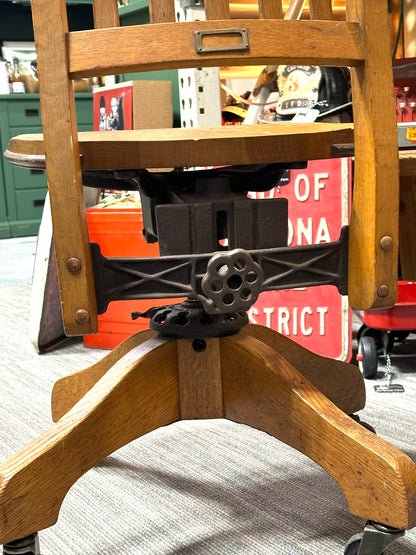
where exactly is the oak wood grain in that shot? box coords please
[241,324,365,414]
[220,333,416,529]
[10,142,415,175]
[92,0,120,29]
[0,338,180,545]
[309,0,333,19]
[1,1,413,548]
[52,329,156,421]
[347,0,400,309]
[258,0,283,19]
[177,338,224,420]
[31,0,98,336]
[6,122,354,170]
[66,20,364,79]
[149,0,175,23]
[205,0,231,20]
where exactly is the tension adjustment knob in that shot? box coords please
[201,249,264,314]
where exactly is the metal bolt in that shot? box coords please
[66,257,82,273]
[379,236,393,251]
[192,338,207,352]
[75,309,90,323]
[377,285,389,298]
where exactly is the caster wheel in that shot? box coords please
[357,336,378,379]
[3,533,40,555]
[344,533,385,555]
[345,522,404,555]
[344,533,363,555]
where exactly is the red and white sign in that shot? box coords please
[248,158,352,361]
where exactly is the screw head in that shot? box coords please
[377,285,389,298]
[75,309,90,323]
[66,257,82,273]
[380,236,393,251]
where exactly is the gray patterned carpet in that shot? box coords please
[1,276,416,553]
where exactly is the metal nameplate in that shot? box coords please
[194,28,249,54]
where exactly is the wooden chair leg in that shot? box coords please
[51,329,156,421]
[220,331,416,530]
[177,337,224,420]
[241,324,365,414]
[0,337,180,545]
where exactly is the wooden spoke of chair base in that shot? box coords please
[51,329,156,422]
[177,337,224,420]
[220,333,416,530]
[241,324,365,415]
[0,337,179,545]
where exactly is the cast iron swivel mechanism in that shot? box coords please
[86,163,349,338]
[3,164,405,555]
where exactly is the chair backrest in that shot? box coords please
[28,0,399,336]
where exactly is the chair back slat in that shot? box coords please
[309,0,333,20]
[92,0,120,29]
[258,0,283,19]
[204,0,231,20]
[67,20,364,79]
[149,0,176,23]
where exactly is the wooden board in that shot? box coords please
[6,122,354,170]
[66,20,364,79]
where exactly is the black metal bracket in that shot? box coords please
[91,226,348,315]
[133,300,249,339]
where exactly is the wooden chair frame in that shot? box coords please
[1,1,414,552]
[6,0,399,337]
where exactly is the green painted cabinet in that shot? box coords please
[0,0,94,237]
[0,0,178,237]
[0,94,93,237]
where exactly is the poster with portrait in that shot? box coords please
[93,82,133,131]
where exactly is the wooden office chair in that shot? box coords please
[2,0,416,553]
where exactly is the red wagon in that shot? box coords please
[356,281,416,378]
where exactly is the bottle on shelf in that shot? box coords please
[410,101,416,122]
[11,57,25,94]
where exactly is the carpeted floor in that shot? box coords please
[0,264,416,553]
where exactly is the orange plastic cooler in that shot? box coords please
[84,208,180,349]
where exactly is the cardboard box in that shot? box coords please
[93,80,172,131]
